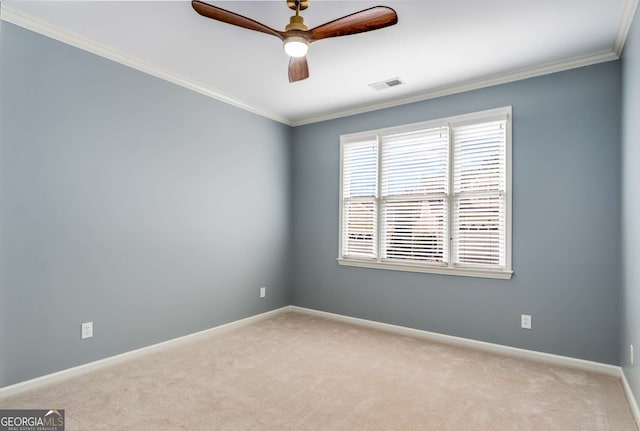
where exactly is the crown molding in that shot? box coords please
[614,0,639,55]
[0,5,294,126]
[0,2,632,127]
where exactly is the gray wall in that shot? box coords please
[0,23,291,388]
[291,61,622,365]
[0,8,5,389]
[622,6,640,405]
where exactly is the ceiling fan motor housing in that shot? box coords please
[286,15,308,32]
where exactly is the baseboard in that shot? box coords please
[289,306,621,377]
[621,370,640,429]
[0,306,291,398]
[2,304,631,410]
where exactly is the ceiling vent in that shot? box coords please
[369,77,405,91]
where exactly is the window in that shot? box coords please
[339,107,512,279]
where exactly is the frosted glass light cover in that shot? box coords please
[283,37,309,57]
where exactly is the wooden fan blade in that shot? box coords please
[308,6,397,41]
[288,56,309,82]
[192,0,284,40]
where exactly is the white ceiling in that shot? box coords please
[1,0,637,125]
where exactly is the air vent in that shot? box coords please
[369,77,405,91]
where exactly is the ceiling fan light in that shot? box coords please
[283,37,309,57]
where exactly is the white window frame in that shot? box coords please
[338,107,513,279]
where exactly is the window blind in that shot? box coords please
[452,120,506,267]
[339,107,512,278]
[381,127,449,263]
[341,140,378,258]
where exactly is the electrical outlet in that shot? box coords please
[260,286,266,298]
[521,314,532,330]
[81,322,93,339]
[631,344,634,365]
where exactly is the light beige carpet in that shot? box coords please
[1,311,637,430]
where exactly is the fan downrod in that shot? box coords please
[286,0,309,11]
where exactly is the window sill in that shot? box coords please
[336,258,513,280]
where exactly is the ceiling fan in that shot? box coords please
[191,0,398,83]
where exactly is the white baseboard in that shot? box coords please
[292,306,640,428]
[289,306,621,377]
[3,303,637,427]
[621,370,640,430]
[0,306,290,398]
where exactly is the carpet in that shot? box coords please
[0,311,637,430]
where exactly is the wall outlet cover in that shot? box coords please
[521,314,532,330]
[81,322,93,339]
[260,287,266,298]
